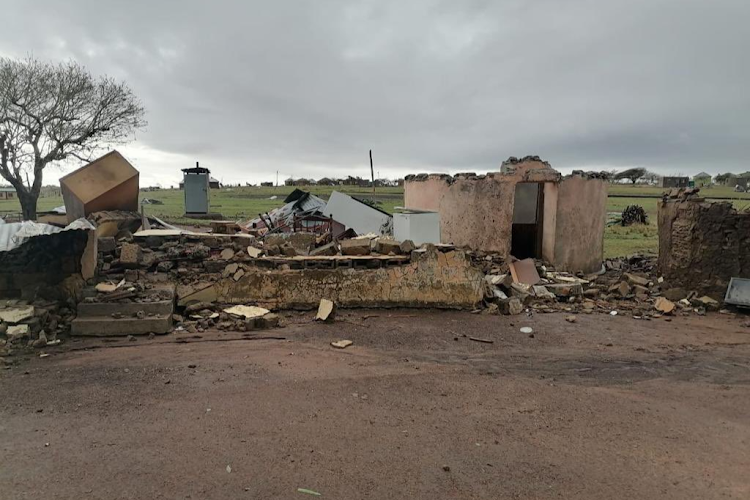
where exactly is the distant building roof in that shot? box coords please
[0,186,15,192]
[694,172,711,178]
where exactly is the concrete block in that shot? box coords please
[400,240,416,253]
[375,239,402,255]
[77,300,174,318]
[340,239,371,256]
[120,243,142,268]
[310,242,338,256]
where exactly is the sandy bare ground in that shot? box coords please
[2,310,750,499]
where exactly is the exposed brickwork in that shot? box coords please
[658,199,750,298]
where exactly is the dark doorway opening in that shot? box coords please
[511,183,544,259]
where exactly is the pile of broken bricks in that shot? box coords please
[0,300,71,362]
[482,254,727,318]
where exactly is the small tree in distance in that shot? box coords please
[0,57,146,220]
[614,167,647,184]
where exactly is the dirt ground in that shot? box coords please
[2,309,750,499]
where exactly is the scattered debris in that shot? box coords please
[654,297,676,315]
[469,336,494,344]
[315,299,337,322]
[519,327,533,334]
[297,488,322,496]
[509,258,541,286]
[330,340,353,349]
[223,305,271,319]
[565,315,577,323]
[0,306,34,324]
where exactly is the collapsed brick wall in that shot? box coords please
[658,199,750,297]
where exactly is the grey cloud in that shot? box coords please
[1,0,749,184]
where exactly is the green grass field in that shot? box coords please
[2,184,747,258]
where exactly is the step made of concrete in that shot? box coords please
[71,315,172,336]
[77,300,174,318]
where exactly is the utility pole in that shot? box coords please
[370,149,375,197]
[276,170,279,187]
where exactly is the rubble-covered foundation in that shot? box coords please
[176,248,484,310]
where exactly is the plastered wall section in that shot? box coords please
[551,176,608,273]
[177,249,484,310]
[404,163,560,254]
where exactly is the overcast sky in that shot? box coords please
[1,0,748,186]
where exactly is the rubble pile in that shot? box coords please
[0,299,72,360]
[481,253,727,318]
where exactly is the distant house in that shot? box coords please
[0,186,16,200]
[736,174,750,190]
[693,172,712,187]
[659,176,689,189]
[260,181,274,187]
[317,177,337,186]
[40,185,61,198]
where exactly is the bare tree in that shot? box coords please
[0,57,146,219]
[614,167,647,184]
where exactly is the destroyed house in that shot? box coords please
[404,156,608,273]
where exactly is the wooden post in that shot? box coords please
[370,149,375,197]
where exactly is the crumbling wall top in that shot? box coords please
[501,155,551,168]
[566,170,610,180]
[405,156,560,184]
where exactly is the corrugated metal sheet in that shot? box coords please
[246,192,326,230]
[0,218,95,252]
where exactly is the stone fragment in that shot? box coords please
[654,297,676,314]
[692,295,720,311]
[615,281,631,297]
[247,246,262,258]
[663,287,687,301]
[583,288,601,298]
[331,340,353,349]
[340,239,371,256]
[565,315,577,323]
[223,263,240,277]
[315,299,337,322]
[310,242,338,256]
[220,248,235,260]
[257,313,280,328]
[485,274,513,289]
[233,269,245,281]
[532,286,556,301]
[97,237,117,253]
[265,244,281,256]
[624,273,650,287]
[32,330,48,348]
[498,297,523,315]
[280,245,297,257]
[119,243,142,268]
[7,324,29,340]
[224,305,270,319]
[374,239,402,255]
[156,261,174,273]
[399,240,416,254]
[0,306,35,324]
